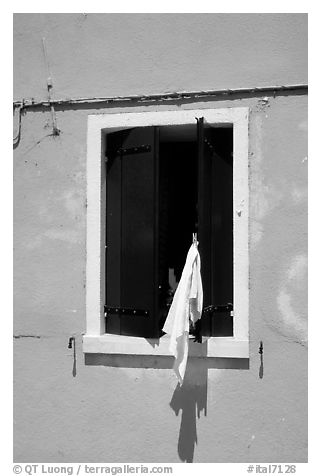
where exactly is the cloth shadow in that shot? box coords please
[170,357,208,463]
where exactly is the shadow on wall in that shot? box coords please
[170,354,249,463]
[170,358,207,463]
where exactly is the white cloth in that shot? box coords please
[162,243,203,384]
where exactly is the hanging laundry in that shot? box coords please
[162,240,203,384]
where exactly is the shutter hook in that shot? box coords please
[68,336,75,349]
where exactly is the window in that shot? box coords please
[84,108,249,358]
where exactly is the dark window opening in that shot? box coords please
[105,121,233,339]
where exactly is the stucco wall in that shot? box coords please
[13,14,308,463]
[13,13,307,101]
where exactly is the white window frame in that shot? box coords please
[83,107,249,358]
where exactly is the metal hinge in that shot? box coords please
[104,306,149,317]
[203,303,233,317]
[117,144,151,156]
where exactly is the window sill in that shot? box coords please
[83,334,249,359]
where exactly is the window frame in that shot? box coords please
[83,107,249,358]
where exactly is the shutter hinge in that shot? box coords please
[203,303,233,317]
[104,306,149,317]
[117,144,151,156]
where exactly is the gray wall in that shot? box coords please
[13,13,308,463]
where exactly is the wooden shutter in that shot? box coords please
[197,120,233,336]
[105,127,160,338]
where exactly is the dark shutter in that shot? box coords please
[105,127,159,338]
[197,120,233,337]
[197,118,212,307]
